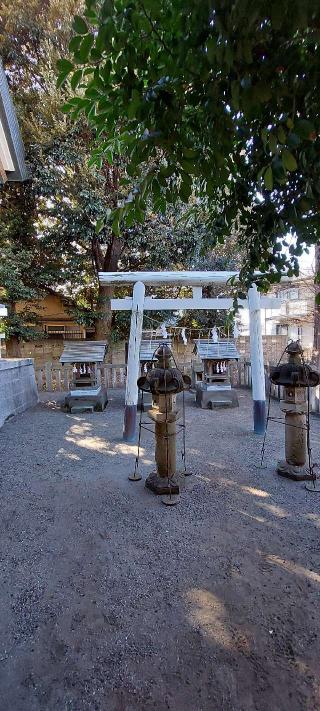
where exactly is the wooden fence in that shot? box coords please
[35,359,320,416]
[36,363,126,392]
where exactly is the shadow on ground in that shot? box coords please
[0,389,319,710]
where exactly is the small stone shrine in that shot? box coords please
[270,341,319,480]
[137,345,191,496]
[193,338,240,408]
[60,341,108,413]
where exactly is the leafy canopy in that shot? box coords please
[62,0,320,287]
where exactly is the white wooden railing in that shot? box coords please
[35,359,320,415]
[36,363,126,392]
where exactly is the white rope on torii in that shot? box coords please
[98,270,281,441]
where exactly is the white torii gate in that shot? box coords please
[99,271,281,441]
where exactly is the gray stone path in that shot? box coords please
[0,389,319,710]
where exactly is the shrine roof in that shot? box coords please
[60,341,108,364]
[140,339,172,361]
[193,339,240,360]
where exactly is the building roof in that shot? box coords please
[194,339,240,360]
[0,60,28,182]
[60,341,107,364]
[140,339,172,361]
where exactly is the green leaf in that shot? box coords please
[269,134,277,154]
[69,35,82,53]
[57,58,74,74]
[295,119,315,140]
[282,149,297,172]
[112,213,120,235]
[128,89,141,119]
[70,69,83,90]
[73,15,88,34]
[254,82,272,103]
[277,126,286,144]
[95,217,105,234]
[263,166,273,191]
[101,0,113,20]
[181,160,200,176]
[183,148,197,159]
[206,38,216,63]
[57,60,74,87]
[78,34,94,62]
[231,80,240,110]
[287,133,301,149]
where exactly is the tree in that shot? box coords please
[1,0,237,353]
[62,0,320,291]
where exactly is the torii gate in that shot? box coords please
[99,271,281,441]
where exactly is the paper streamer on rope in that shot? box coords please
[233,321,240,338]
[211,327,218,343]
[181,328,187,345]
[160,323,168,338]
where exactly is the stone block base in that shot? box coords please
[145,471,180,495]
[196,387,239,409]
[61,386,108,413]
[277,460,313,481]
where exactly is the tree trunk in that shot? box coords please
[95,283,113,341]
[6,335,22,358]
[313,244,320,362]
[92,233,122,352]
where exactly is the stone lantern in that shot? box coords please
[270,342,319,480]
[137,345,191,496]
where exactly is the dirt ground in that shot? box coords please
[0,388,319,711]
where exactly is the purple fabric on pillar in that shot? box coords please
[123,404,137,442]
[253,400,266,434]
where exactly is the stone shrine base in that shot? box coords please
[61,385,108,413]
[195,384,239,409]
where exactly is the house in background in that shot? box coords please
[238,274,315,357]
[11,291,95,365]
[268,279,314,350]
[18,291,91,340]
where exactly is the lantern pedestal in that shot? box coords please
[270,342,319,482]
[277,397,312,481]
[145,394,181,495]
[137,345,191,496]
[277,461,313,481]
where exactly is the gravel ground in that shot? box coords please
[0,388,319,711]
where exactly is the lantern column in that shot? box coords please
[248,284,266,434]
[123,281,145,442]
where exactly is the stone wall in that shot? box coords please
[2,333,294,371]
[0,358,38,429]
[236,335,289,364]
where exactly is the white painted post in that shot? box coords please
[123,281,145,442]
[0,304,7,359]
[248,284,266,434]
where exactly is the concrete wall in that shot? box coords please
[0,358,38,428]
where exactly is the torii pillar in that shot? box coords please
[123,281,145,442]
[248,284,266,434]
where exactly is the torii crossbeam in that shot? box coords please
[99,270,281,441]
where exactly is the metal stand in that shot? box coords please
[305,479,320,493]
[162,494,179,506]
